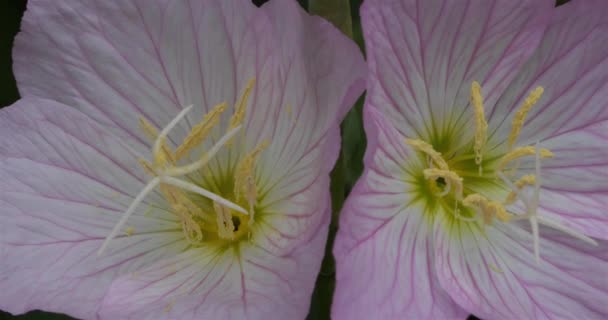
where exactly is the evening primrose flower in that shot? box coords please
[333,0,608,319]
[0,0,365,319]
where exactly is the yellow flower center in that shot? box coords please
[98,78,271,254]
[408,81,596,262]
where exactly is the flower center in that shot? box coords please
[409,81,596,262]
[98,79,270,255]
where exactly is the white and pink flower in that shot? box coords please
[333,0,608,319]
[0,1,365,319]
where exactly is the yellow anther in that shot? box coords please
[508,86,544,148]
[234,141,269,214]
[125,227,135,236]
[423,168,463,200]
[177,205,203,244]
[139,117,159,141]
[463,193,512,224]
[488,201,512,223]
[159,184,206,244]
[405,138,449,170]
[138,158,157,176]
[229,78,255,131]
[462,194,485,207]
[152,136,175,167]
[505,174,536,205]
[470,81,488,172]
[214,201,235,240]
[497,146,554,172]
[175,102,227,160]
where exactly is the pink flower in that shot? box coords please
[0,0,365,319]
[333,0,608,319]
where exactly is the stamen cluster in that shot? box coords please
[98,79,269,255]
[408,81,597,263]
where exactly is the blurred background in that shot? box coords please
[0,0,569,319]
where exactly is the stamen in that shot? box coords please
[245,176,257,224]
[103,105,252,254]
[505,174,536,205]
[165,125,242,177]
[160,176,247,214]
[462,193,512,224]
[160,184,205,220]
[175,204,203,244]
[508,87,544,148]
[175,102,227,160]
[139,117,160,141]
[98,176,161,255]
[234,140,269,218]
[470,81,488,174]
[423,168,463,200]
[405,138,449,170]
[489,202,512,222]
[497,171,531,205]
[229,78,255,132]
[138,158,157,176]
[530,142,542,263]
[214,201,235,240]
[497,146,554,172]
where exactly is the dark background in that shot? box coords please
[0,0,569,319]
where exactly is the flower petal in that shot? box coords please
[361,0,552,140]
[0,98,184,318]
[532,120,608,239]
[251,0,365,187]
[99,218,328,319]
[333,108,466,320]
[434,219,608,319]
[14,0,259,145]
[489,0,608,145]
[488,0,608,239]
[238,0,365,255]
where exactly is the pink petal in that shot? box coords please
[489,0,608,145]
[11,1,365,318]
[434,219,608,319]
[530,120,608,239]
[332,109,466,320]
[249,0,365,190]
[240,0,365,255]
[488,0,608,239]
[99,216,329,319]
[361,0,552,139]
[0,98,184,319]
[14,0,259,145]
